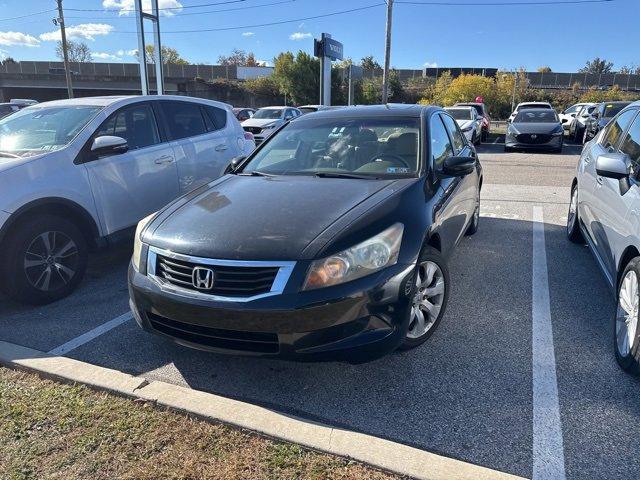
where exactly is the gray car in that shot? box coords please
[567,101,640,374]
[0,95,253,304]
[505,108,564,152]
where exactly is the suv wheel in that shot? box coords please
[567,185,583,243]
[615,259,640,375]
[399,246,450,350]
[0,214,88,305]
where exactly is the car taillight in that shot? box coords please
[244,131,255,141]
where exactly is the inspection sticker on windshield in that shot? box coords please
[387,167,410,174]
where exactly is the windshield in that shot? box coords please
[298,107,317,114]
[457,104,484,116]
[0,105,102,157]
[253,109,284,120]
[446,109,473,120]
[604,103,630,118]
[514,110,558,123]
[242,117,420,178]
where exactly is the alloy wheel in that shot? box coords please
[406,261,445,339]
[616,270,639,357]
[567,188,578,234]
[23,230,79,292]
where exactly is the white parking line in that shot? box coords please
[47,311,133,356]
[531,206,566,480]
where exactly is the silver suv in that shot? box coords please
[0,95,253,304]
[567,101,640,374]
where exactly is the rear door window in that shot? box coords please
[204,105,228,131]
[161,101,207,140]
[601,109,637,151]
[440,113,466,152]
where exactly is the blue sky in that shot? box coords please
[0,0,636,72]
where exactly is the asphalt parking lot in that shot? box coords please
[2,135,640,479]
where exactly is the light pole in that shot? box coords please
[381,0,393,104]
[54,0,73,99]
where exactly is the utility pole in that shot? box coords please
[381,0,393,104]
[55,0,73,98]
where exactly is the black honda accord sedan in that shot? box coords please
[128,104,482,363]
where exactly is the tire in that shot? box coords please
[399,246,450,350]
[0,214,88,305]
[481,128,487,142]
[566,184,583,243]
[614,258,640,375]
[504,145,512,153]
[465,190,480,236]
[554,140,563,153]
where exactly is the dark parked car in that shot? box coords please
[232,107,256,122]
[583,101,632,144]
[505,108,564,152]
[128,105,482,363]
[454,102,491,141]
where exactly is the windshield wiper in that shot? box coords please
[237,170,274,177]
[313,172,377,180]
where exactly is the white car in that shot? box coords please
[558,102,594,130]
[241,106,302,145]
[508,101,553,123]
[444,106,482,144]
[0,95,253,304]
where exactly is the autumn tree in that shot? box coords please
[56,40,92,62]
[139,45,188,64]
[218,49,260,66]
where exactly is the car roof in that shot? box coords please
[27,95,233,110]
[258,106,290,110]
[298,104,438,119]
[445,106,474,110]
[516,108,558,115]
[517,101,551,106]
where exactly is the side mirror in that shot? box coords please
[596,152,629,179]
[225,155,246,174]
[91,135,128,157]
[443,156,476,177]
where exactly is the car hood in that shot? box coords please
[511,122,561,134]
[241,118,282,128]
[0,150,51,173]
[147,175,401,260]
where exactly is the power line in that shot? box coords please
[0,8,56,22]
[112,3,386,34]
[66,0,247,13]
[396,0,613,5]
[65,0,297,20]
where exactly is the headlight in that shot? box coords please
[302,223,404,291]
[552,128,564,136]
[132,212,156,272]
[262,123,277,130]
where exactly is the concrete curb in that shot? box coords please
[0,340,527,480]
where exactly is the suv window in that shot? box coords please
[440,113,466,152]
[204,105,227,131]
[619,112,640,169]
[161,101,206,140]
[430,115,454,170]
[95,103,160,150]
[601,109,637,150]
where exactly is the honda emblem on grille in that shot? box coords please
[192,266,215,290]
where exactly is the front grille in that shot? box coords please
[147,312,279,353]
[517,133,551,144]
[243,126,262,135]
[156,254,279,298]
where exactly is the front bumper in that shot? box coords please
[128,260,415,363]
[505,133,563,150]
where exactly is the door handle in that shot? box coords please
[596,176,603,186]
[154,155,174,164]
[215,144,228,152]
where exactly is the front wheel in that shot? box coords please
[567,185,583,243]
[399,247,450,350]
[614,260,640,375]
[0,214,88,305]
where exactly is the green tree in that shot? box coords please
[218,48,260,67]
[579,57,614,74]
[140,45,188,64]
[272,51,320,105]
[56,40,92,62]
[537,66,552,73]
[360,55,381,70]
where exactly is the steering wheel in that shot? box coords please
[366,153,411,169]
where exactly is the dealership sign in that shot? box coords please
[314,36,343,61]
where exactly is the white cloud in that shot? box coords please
[40,23,114,42]
[256,60,271,67]
[241,32,255,37]
[102,0,183,16]
[0,31,40,47]
[92,52,119,60]
[423,61,438,68]
[289,32,312,41]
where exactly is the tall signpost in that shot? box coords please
[135,0,164,95]
[314,33,343,106]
